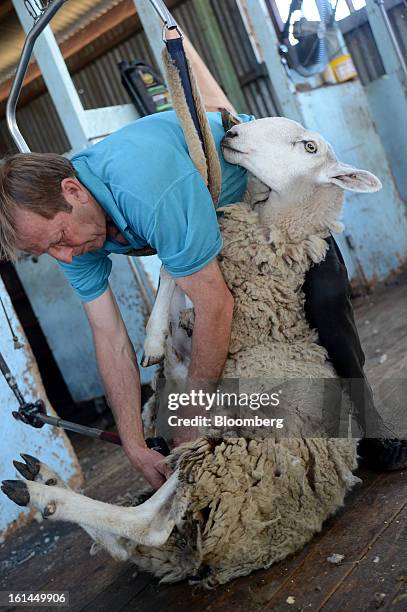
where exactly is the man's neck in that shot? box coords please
[106,216,130,245]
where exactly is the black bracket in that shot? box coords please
[12,399,47,429]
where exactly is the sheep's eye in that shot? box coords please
[304,141,318,154]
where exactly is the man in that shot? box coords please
[0,110,249,489]
[0,109,404,488]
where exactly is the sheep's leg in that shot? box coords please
[141,267,176,367]
[12,455,130,561]
[2,467,181,548]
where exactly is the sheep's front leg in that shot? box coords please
[2,468,181,549]
[11,455,130,561]
[141,267,176,366]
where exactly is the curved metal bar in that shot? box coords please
[374,0,407,81]
[148,0,179,30]
[6,0,68,153]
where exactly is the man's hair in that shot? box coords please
[0,152,75,261]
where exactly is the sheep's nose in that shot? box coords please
[226,128,239,138]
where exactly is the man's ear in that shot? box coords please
[326,162,382,193]
[61,177,88,202]
[221,108,242,133]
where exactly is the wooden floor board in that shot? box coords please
[322,505,407,612]
[260,471,406,611]
[1,278,406,611]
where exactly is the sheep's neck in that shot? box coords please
[259,186,344,246]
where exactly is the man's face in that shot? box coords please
[14,178,107,264]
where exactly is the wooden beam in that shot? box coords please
[0,0,185,106]
[58,0,138,63]
[0,0,138,104]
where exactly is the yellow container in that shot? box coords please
[329,53,357,83]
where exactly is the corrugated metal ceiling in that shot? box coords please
[0,0,123,83]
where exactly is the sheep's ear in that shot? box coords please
[327,162,382,193]
[221,108,242,132]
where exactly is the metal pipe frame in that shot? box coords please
[6,0,180,153]
[374,0,407,81]
[6,0,69,152]
[148,0,179,30]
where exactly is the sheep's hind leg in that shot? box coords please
[9,454,130,561]
[2,465,181,548]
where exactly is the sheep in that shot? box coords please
[2,117,382,587]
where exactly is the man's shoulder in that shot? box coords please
[72,111,202,157]
[71,111,207,206]
[71,111,227,163]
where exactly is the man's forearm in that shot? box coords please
[174,260,235,386]
[84,288,168,489]
[94,335,145,454]
[188,299,233,383]
[171,300,233,444]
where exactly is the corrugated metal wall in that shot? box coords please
[0,0,278,155]
[340,1,406,86]
[210,0,279,118]
[2,0,405,154]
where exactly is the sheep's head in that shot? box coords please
[222,117,382,235]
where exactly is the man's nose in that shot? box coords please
[48,245,74,264]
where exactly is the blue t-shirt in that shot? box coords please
[58,111,253,302]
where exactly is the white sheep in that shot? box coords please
[2,117,382,587]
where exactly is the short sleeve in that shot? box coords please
[148,171,222,277]
[57,250,112,302]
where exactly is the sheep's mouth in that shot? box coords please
[221,143,246,155]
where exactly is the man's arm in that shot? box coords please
[175,259,234,383]
[166,29,235,113]
[84,287,169,489]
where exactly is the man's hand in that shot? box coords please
[127,446,171,490]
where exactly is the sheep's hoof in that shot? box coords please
[45,478,58,486]
[13,453,40,481]
[43,501,57,518]
[1,480,30,507]
[141,352,164,367]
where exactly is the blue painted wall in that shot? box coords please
[0,279,82,538]
[298,80,407,285]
